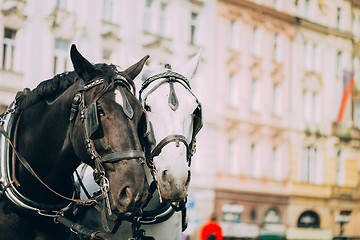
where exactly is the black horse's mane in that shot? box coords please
[15,71,77,111]
[15,63,134,111]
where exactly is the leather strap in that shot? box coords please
[150,134,189,159]
[101,150,145,163]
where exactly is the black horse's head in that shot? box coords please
[70,45,149,214]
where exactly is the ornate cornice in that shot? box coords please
[48,9,77,41]
[1,6,27,30]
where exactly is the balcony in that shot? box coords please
[332,122,360,142]
[48,8,77,40]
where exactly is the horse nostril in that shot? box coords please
[118,186,133,207]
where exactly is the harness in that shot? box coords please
[139,65,203,168]
[0,73,147,240]
[121,65,203,240]
[72,66,203,239]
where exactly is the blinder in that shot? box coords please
[192,104,202,138]
[86,102,100,139]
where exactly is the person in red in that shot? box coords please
[200,213,223,240]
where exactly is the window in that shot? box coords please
[301,146,317,184]
[337,7,342,29]
[272,84,281,116]
[274,0,280,10]
[227,73,236,106]
[229,20,235,49]
[227,140,237,175]
[56,0,67,10]
[303,90,320,123]
[311,44,317,72]
[354,102,360,129]
[53,39,70,75]
[102,0,113,22]
[250,209,257,221]
[273,33,279,62]
[272,147,280,180]
[252,27,261,56]
[336,51,342,78]
[336,151,345,186]
[250,144,260,178]
[250,79,260,112]
[102,49,112,63]
[158,2,167,36]
[312,92,320,123]
[2,28,16,71]
[264,208,281,224]
[304,0,310,19]
[144,0,153,32]
[303,41,307,69]
[190,12,198,44]
[297,211,320,228]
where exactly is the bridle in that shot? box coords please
[0,72,148,239]
[139,65,202,170]
[70,74,146,216]
[120,66,203,239]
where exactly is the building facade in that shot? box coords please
[0,0,217,235]
[215,0,360,239]
[2,0,360,240]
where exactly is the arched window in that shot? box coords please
[297,211,320,228]
[263,207,281,224]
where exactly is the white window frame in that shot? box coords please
[272,83,281,116]
[250,78,260,112]
[144,0,153,32]
[56,0,67,10]
[272,147,281,181]
[227,140,238,175]
[54,39,70,75]
[250,143,260,178]
[273,33,279,62]
[2,28,16,71]
[336,150,345,186]
[190,11,198,44]
[354,102,360,129]
[102,0,113,22]
[158,2,167,36]
[252,27,261,57]
[301,146,319,184]
[228,73,236,106]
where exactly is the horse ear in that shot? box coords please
[178,49,202,80]
[70,44,97,82]
[123,55,150,80]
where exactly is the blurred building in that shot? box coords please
[1,0,360,240]
[215,0,360,240]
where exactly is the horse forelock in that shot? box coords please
[94,63,136,95]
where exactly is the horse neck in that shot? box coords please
[15,83,81,202]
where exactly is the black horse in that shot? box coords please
[0,45,150,239]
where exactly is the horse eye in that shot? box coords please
[144,104,151,112]
[98,106,105,116]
